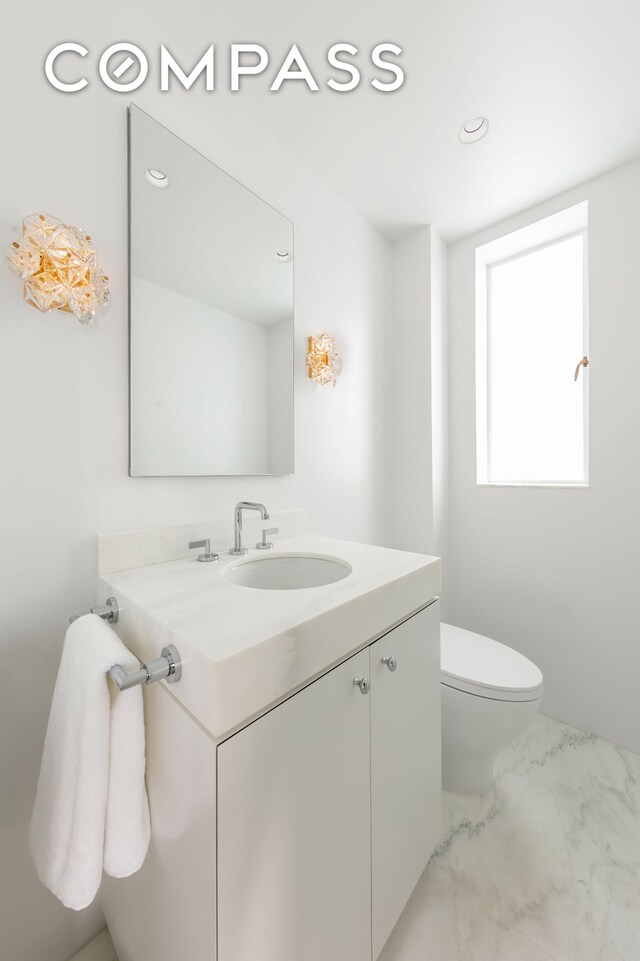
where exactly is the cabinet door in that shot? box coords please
[370,602,442,958]
[217,649,372,961]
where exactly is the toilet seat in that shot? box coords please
[440,623,543,703]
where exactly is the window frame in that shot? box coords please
[475,207,590,488]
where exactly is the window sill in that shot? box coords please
[477,481,589,489]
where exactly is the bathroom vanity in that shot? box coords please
[113,109,443,959]
[98,514,442,961]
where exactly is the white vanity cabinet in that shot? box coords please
[217,602,441,961]
[370,604,442,957]
[217,648,372,961]
[99,531,442,961]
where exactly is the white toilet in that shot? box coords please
[440,623,544,795]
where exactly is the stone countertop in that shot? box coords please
[99,534,440,740]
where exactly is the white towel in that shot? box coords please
[29,613,151,910]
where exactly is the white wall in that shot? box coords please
[267,321,294,474]
[386,228,434,553]
[130,277,269,476]
[430,230,448,560]
[445,157,640,754]
[0,5,392,961]
[385,226,446,558]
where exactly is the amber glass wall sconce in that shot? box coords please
[4,213,109,325]
[306,333,343,387]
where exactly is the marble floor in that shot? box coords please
[92,713,639,961]
[380,713,640,961]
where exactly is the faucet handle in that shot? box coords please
[256,527,279,550]
[189,539,219,563]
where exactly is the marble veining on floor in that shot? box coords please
[380,713,640,961]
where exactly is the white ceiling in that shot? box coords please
[133,0,640,241]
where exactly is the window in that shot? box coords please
[476,203,589,486]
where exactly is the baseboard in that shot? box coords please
[68,929,117,961]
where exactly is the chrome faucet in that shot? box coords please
[230,501,269,556]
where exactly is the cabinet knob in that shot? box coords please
[353,676,370,695]
[381,655,397,672]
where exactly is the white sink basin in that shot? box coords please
[226,553,352,590]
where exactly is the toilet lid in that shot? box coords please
[440,623,544,702]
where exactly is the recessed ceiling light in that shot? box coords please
[459,118,489,144]
[145,168,170,188]
[275,250,291,263]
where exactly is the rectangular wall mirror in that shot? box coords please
[128,105,294,476]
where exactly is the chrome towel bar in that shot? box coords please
[69,596,119,625]
[69,597,182,691]
[109,644,181,691]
